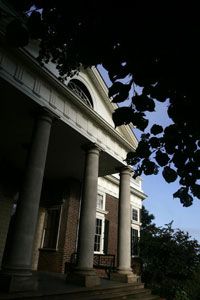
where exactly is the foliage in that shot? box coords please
[140,207,200,300]
[3,0,200,205]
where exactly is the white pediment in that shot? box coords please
[80,67,138,149]
[24,40,138,150]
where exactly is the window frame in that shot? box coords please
[131,207,140,224]
[96,192,106,211]
[68,79,93,108]
[131,227,139,257]
[94,191,107,254]
[41,205,62,251]
[94,214,105,254]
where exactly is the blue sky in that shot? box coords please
[141,102,200,242]
[98,65,200,242]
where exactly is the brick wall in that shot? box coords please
[105,193,118,264]
[62,181,81,272]
[37,187,119,274]
[37,180,81,273]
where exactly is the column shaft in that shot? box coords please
[78,145,100,270]
[1,110,54,292]
[118,167,132,272]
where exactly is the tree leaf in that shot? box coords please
[132,112,149,131]
[162,166,177,183]
[155,150,170,167]
[151,124,163,135]
[133,94,155,112]
[6,19,29,47]
[136,140,151,159]
[112,106,133,127]
[149,137,161,148]
[108,82,130,98]
[173,187,193,207]
[191,184,200,199]
[141,159,159,175]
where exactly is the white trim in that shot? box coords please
[131,227,140,257]
[94,190,107,254]
[97,191,106,211]
[94,214,105,254]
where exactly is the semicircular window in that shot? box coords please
[68,79,93,108]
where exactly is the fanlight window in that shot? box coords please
[68,79,93,108]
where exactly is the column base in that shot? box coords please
[66,268,100,287]
[0,271,38,292]
[110,270,139,283]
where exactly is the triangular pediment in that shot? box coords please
[25,41,138,149]
[81,67,138,149]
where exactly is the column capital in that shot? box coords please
[38,107,60,121]
[117,165,133,176]
[32,107,60,125]
[82,142,103,153]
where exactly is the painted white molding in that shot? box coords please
[0,47,137,165]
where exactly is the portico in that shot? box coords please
[0,39,142,292]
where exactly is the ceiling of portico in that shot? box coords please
[0,78,124,187]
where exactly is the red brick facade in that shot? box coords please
[105,194,118,260]
[37,183,120,275]
[37,180,81,273]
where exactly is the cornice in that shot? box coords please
[104,175,147,200]
[0,44,136,152]
[86,67,138,147]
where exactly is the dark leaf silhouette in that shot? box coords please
[27,11,43,39]
[149,137,161,148]
[162,166,177,183]
[173,187,193,207]
[6,19,29,47]
[136,141,151,159]
[191,184,200,199]
[155,150,170,167]
[112,107,133,127]
[125,151,140,165]
[172,151,187,168]
[141,159,159,175]
[108,82,130,103]
[150,124,163,135]
[132,112,149,131]
[133,94,155,112]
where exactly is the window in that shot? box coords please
[132,208,139,222]
[94,191,106,253]
[131,228,139,256]
[94,218,103,252]
[42,207,61,249]
[97,193,104,210]
[68,79,93,108]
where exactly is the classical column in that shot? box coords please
[0,109,55,292]
[67,144,101,287]
[111,166,137,283]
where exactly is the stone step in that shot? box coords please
[64,287,156,300]
[0,286,160,300]
[66,289,160,300]
[66,284,147,299]
[0,274,161,300]
[126,294,161,300]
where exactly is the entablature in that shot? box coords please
[0,46,136,165]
